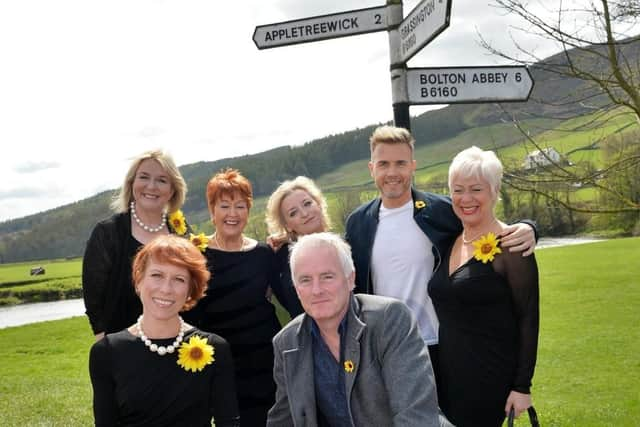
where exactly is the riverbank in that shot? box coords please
[0,298,85,329]
[537,236,605,249]
[0,236,609,329]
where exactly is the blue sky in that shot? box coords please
[0,0,571,221]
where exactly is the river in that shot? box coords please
[0,298,86,329]
[0,236,606,329]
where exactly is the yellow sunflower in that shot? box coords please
[414,200,426,209]
[168,210,187,235]
[472,232,502,264]
[177,335,215,372]
[343,359,355,373]
[189,232,209,253]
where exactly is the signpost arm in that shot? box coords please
[386,1,410,131]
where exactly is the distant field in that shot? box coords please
[0,238,638,426]
[0,257,81,284]
[0,258,82,305]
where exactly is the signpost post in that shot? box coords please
[406,66,534,104]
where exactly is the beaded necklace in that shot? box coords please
[136,315,186,356]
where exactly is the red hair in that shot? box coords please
[132,235,210,311]
[206,168,253,215]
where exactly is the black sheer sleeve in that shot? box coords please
[82,222,115,335]
[209,334,241,427]
[512,219,539,242]
[89,337,118,426]
[494,249,539,393]
[269,244,304,318]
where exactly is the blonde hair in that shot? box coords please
[369,125,415,155]
[265,176,331,243]
[111,149,187,213]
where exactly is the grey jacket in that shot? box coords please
[266,294,446,427]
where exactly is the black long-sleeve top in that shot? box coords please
[82,213,142,335]
[89,328,240,427]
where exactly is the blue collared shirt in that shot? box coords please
[310,316,352,427]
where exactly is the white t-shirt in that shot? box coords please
[371,200,439,344]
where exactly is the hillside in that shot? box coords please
[1,38,638,263]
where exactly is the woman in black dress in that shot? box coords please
[83,149,189,341]
[89,234,240,427]
[428,146,539,427]
[265,176,332,318]
[183,168,281,426]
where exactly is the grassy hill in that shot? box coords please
[1,38,639,263]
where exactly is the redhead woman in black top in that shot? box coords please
[89,234,240,427]
[183,168,282,427]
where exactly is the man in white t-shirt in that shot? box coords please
[345,125,537,369]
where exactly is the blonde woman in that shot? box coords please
[265,176,331,317]
[83,149,188,340]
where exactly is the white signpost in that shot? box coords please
[253,1,533,130]
[398,0,451,63]
[253,6,389,49]
[407,66,534,104]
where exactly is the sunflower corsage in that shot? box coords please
[343,359,355,373]
[189,232,209,253]
[414,200,426,210]
[168,210,188,235]
[472,232,502,264]
[177,335,215,372]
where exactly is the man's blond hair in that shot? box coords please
[369,125,415,155]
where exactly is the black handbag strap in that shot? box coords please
[508,406,540,427]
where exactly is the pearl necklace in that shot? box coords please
[136,315,186,356]
[130,201,167,233]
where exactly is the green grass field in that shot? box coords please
[0,238,638,426]
[0,257,81,284]
[0,258,82,306]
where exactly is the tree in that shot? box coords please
[479,0,640,219]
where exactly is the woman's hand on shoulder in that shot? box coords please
[505,390,532,418]
[499,223,536,256]
[266,235,287,252]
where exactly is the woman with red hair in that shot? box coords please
[183,168,282,427]
[89,234,240,426]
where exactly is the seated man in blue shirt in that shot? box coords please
[267,232,449,427]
